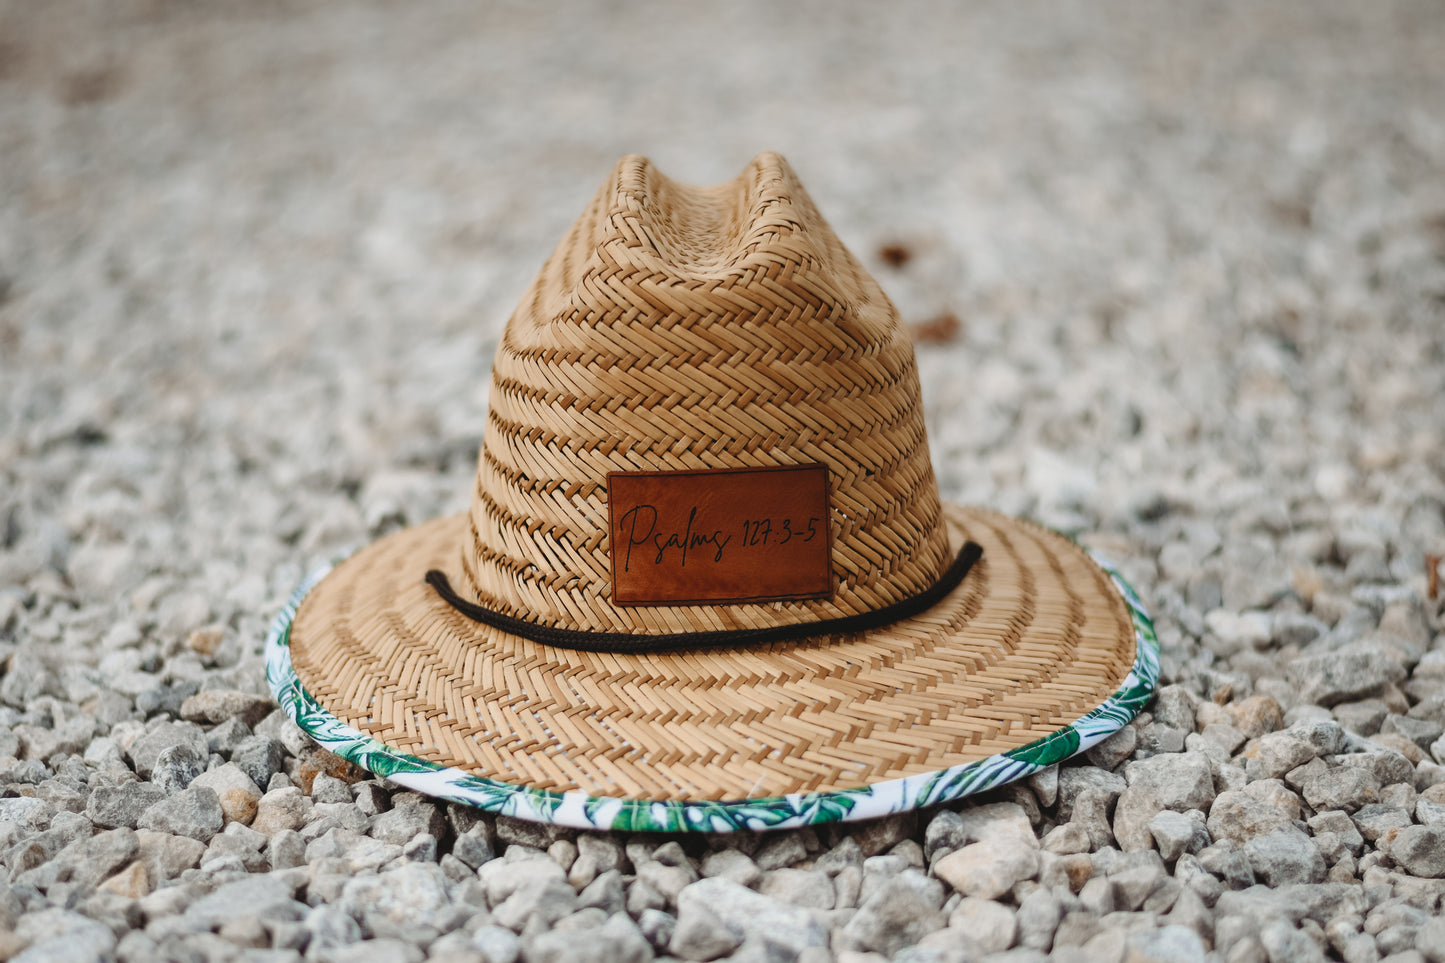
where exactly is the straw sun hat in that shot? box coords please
[265,152,1158,833]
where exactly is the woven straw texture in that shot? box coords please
[465,152,951,634]
[288,505,1136,800]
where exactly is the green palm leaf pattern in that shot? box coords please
[1004,725,1082,768]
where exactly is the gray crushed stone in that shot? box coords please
[2,1,1444,961]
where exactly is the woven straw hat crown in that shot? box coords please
[464,152,951,634]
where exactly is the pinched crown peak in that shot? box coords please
[465,153,950,634]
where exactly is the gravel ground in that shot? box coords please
[3,2,1445,962]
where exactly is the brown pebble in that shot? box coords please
[910,312,962,345]
[1292,566,1324,605]
[878,243,913,268]
[296,747,367,794]
[98,860,150,899]
[1225,695,1283,739]
[187,627,223,656]
[1371,732,1423,765]
[1062,853,1094,893]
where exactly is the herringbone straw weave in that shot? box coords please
[284,152,1140,802]
[467,152,950,633]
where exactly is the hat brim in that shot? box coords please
[265,506,1158,833]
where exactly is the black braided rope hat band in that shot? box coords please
[424,540,983,654]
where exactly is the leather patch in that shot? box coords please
[607,465,832,606]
